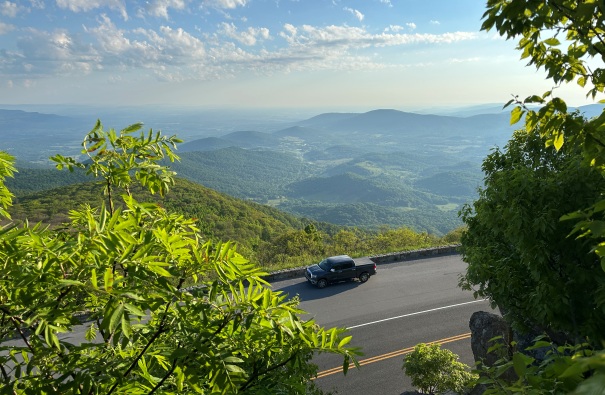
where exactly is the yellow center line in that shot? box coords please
[314,332,471,379]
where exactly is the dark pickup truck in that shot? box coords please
[305,255,377,288]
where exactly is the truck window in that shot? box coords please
[318,259,329,271]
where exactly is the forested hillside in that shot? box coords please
[6,172,456,270]
[7,177,308,246]
[170,148,309,199]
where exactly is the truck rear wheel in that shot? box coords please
[317,278,328,289]
[359,272,370,283]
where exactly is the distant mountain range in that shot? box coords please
[1,104,603,234]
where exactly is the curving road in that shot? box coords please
[270,253,495,395]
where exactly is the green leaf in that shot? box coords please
[510,106,524,125]
[342,355,350,375]
[124,303,146,317]
[573,373,605,395]
[338,336,353,348]
[104,268,114,292]
[512,352,531,377]
[146,263,172,277]
[91,268,98,289]
[544,37,560,46]
[58,279,84,287]
[223,356,244,363]
[85,323,97,341]
[108,303,125,334]
[553,132,564,151]
[121,313,132,338]
[225,364,246,374]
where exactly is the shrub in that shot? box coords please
[403,342,477,394]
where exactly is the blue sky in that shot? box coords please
[0,0,599,111]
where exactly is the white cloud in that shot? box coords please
[406,22,416,30]
[295,25,372,51]
[384,25,403,33]
[374,31,478,46]
[156,25,206,58]
[219,22,270,46]
[3,27,101,79]
[379,0,392,6]
[146,0,186,19]
[2,10,480,88]
[291,25,477,49]
[430,20,440,25]
[88,15,206,64]
[29,0,45,9]
[203,0,248,9]
[56,0,128,20]
[82,15,209,81]
[87,15,132,53]
[449,57,480,63]
[0,21,15,34]
[1,1,18,17]
[343,7,364,22]
[282,23,296,36]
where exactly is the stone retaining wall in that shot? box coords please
[370,244,460,264]
[264,244,460,282]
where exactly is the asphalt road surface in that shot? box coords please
[271,253,495,395]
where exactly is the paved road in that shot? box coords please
[271,253,495,395]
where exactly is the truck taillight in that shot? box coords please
[373,264,376,270]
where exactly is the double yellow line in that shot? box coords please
[315,332,471,379]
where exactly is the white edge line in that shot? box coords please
[346,299,487,330]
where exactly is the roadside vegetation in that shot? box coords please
[403,343,477,395]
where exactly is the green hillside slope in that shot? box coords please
[171,147,309,199]
[5,175,458,270]
[7,177,312,240]
[6,167,90,195]
[277,200,461,235]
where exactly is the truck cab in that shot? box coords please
[305,255,376,288]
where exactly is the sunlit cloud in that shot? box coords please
[0,0,577,108]
[2,9,479,86]
[145,0,186,19]
[56,0,128,20]
[449,57,480,63]
[218,22,270,46]
[384,25,403,33]
[203,0,248,9]
[86,15,206,69]
[343,7,364,22]
[9,27,100,78]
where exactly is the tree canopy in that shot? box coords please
[460,129,605,344]
[0,121,359,394]
[459,0,605,392]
